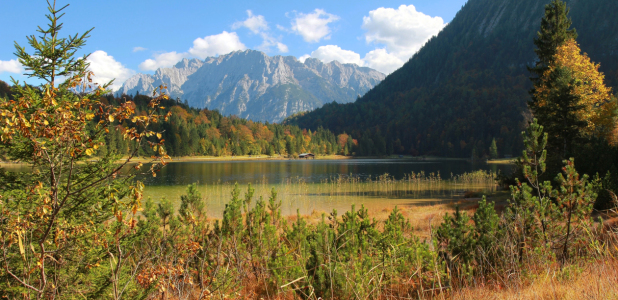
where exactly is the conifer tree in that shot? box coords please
[529,0,577,125]
[529,0,577,84]
[0,2,168,297]
[534,67,587,156]
[489,138,498,159]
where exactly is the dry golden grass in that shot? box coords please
[451,259,618,299]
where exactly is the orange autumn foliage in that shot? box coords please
[337,133,350,148]
[535,39,618,141]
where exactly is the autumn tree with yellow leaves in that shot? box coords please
[0,2,169,298]
[530,0,618,157]
[533,39,617,150]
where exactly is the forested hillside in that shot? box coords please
[288,0,618,158]
[100,93,354,158]
[0,80,354,159]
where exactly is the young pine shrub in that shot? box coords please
[243,188,287,296]
[471,197,504,277]
[552,158,597,263]
[506,120,600,266]
[436,207,476,280]
[435,197,505,288]
[276,210,312,296]
[378,207,439,298]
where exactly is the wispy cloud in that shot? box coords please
[361,5,445,73]
[139,51,188,71]
[138,31,247,71]
[87,51,135,91]
[233,10,288,53]
[0,59,24,74]
[232,10,268,34]
[188,31,247,59]
[287,9,340,43]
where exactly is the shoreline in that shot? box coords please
[0,155,515,165]
[121,154,356,163]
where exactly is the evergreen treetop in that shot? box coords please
[530,0,577,81]
[13,1,93,88]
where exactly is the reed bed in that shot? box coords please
[142,170,499,218]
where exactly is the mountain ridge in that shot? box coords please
[117,50,385,123]
[288,0,618,158]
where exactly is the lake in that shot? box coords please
[0,158,513,217]
[133,158,513,217]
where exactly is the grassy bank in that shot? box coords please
[124,181,618,300]
[128,167,616,299]
[486,158,517,164]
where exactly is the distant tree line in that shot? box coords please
[97,93,357,158]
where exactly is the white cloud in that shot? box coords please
[136,31,247,76]
[362,5,445,61]
[290,9,340,43]
[310,45,363,66]
[132,46,147,52]
[189,31,246,59]
[233,11,288,53]
[87,51,135,91]
[232,10,268,34]
[362,49,404,74]
[138,51,187,71]
[0,59,23,74]
[276,42,289,53]
[298,54,311,63]
[256,37,289,53]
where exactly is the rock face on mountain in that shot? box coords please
[120,58,204,99]
[117,50,385,123]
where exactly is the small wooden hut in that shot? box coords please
[298,153,315,159]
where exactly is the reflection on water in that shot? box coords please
[135,159,511,185]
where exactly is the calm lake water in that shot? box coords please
[135,158,512,186]
[133,159,513,217]
[1,159,513,217]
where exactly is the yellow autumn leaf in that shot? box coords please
[17,231,25,259]
[108,115,114,122]
[85,148,93,156]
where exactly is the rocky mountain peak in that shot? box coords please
[117,50,385,123]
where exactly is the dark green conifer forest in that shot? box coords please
[288,0,618,159]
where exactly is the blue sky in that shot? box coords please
[0,0,468,90]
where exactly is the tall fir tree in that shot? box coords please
[529,0,577,83]
[528,0,580,159]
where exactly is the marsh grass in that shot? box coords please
[142,170,499,218]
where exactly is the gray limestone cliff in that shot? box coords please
[117,50,385,123]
